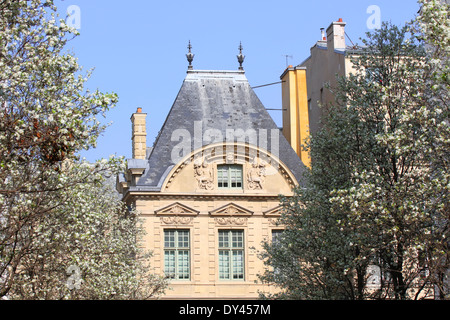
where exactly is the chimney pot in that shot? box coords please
[320,27,326,40]
[137,107,142,113]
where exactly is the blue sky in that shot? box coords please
[55,0,420,162]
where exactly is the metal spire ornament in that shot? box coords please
[237,42,245,70]
[186,40,194,70]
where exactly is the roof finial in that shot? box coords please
[237,41,245,70]
[186,40,194,70]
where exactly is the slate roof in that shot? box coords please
[130,69,307,190]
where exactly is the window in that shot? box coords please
[164,230,190,280]
[218,230,244,280]
[271,230,284,276]
[272,230,284,247]
[217,165,243,189]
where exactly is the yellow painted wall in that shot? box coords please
[281,66,310,168]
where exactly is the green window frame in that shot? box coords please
[164,229,190,280]
[218,230,245,280]
[217,165,243,189]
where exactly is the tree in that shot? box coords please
[0,0,167,299]
[259,14,448,300]
[258,92,375,299]
[6,159,167,300]
[385,0,449,299]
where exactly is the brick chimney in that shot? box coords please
[131,107,147,159]
[326,18,346,51]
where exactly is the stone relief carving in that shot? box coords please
[209,203,253,216]
[226,152,235,164]
[268,218,281,226]
[194,158,214,190]
[214,217,248,226]
[155,203,198,226]
[264,206,283,227]
[160,216,193,225]
[246,157,267,190]
[155,202,199,216]
[164,204,190,215]
[217,206,244,215]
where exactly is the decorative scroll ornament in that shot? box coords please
[268,218,281,226]
[160,216,193,225]
[215,217,248,226]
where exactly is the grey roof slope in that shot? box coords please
[135,69,307,189]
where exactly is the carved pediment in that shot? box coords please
[209,203,253,216]
[263,205,283,217]
[155,202,199,216]
[264,205,284,227]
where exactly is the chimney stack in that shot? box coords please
[280,66,311,168]
[131,107,147,159]
[326,18,346,50]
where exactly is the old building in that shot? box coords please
[297,18,358,136]
[117,44,308,299]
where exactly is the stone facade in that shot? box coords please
[118,68,307,299]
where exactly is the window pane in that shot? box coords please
[219,250,230,279]
[178,250,190,280]
[232,230,243,248]
[164,250,176,278]
[164,230,175,248]
[219,231,229,248]
[232,250,244,280]
[230,165,242,188]
[178,230,189,248]
[218,166,228,188]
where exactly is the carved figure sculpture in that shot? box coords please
[194,158,214,190]
[247,158,266,190]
